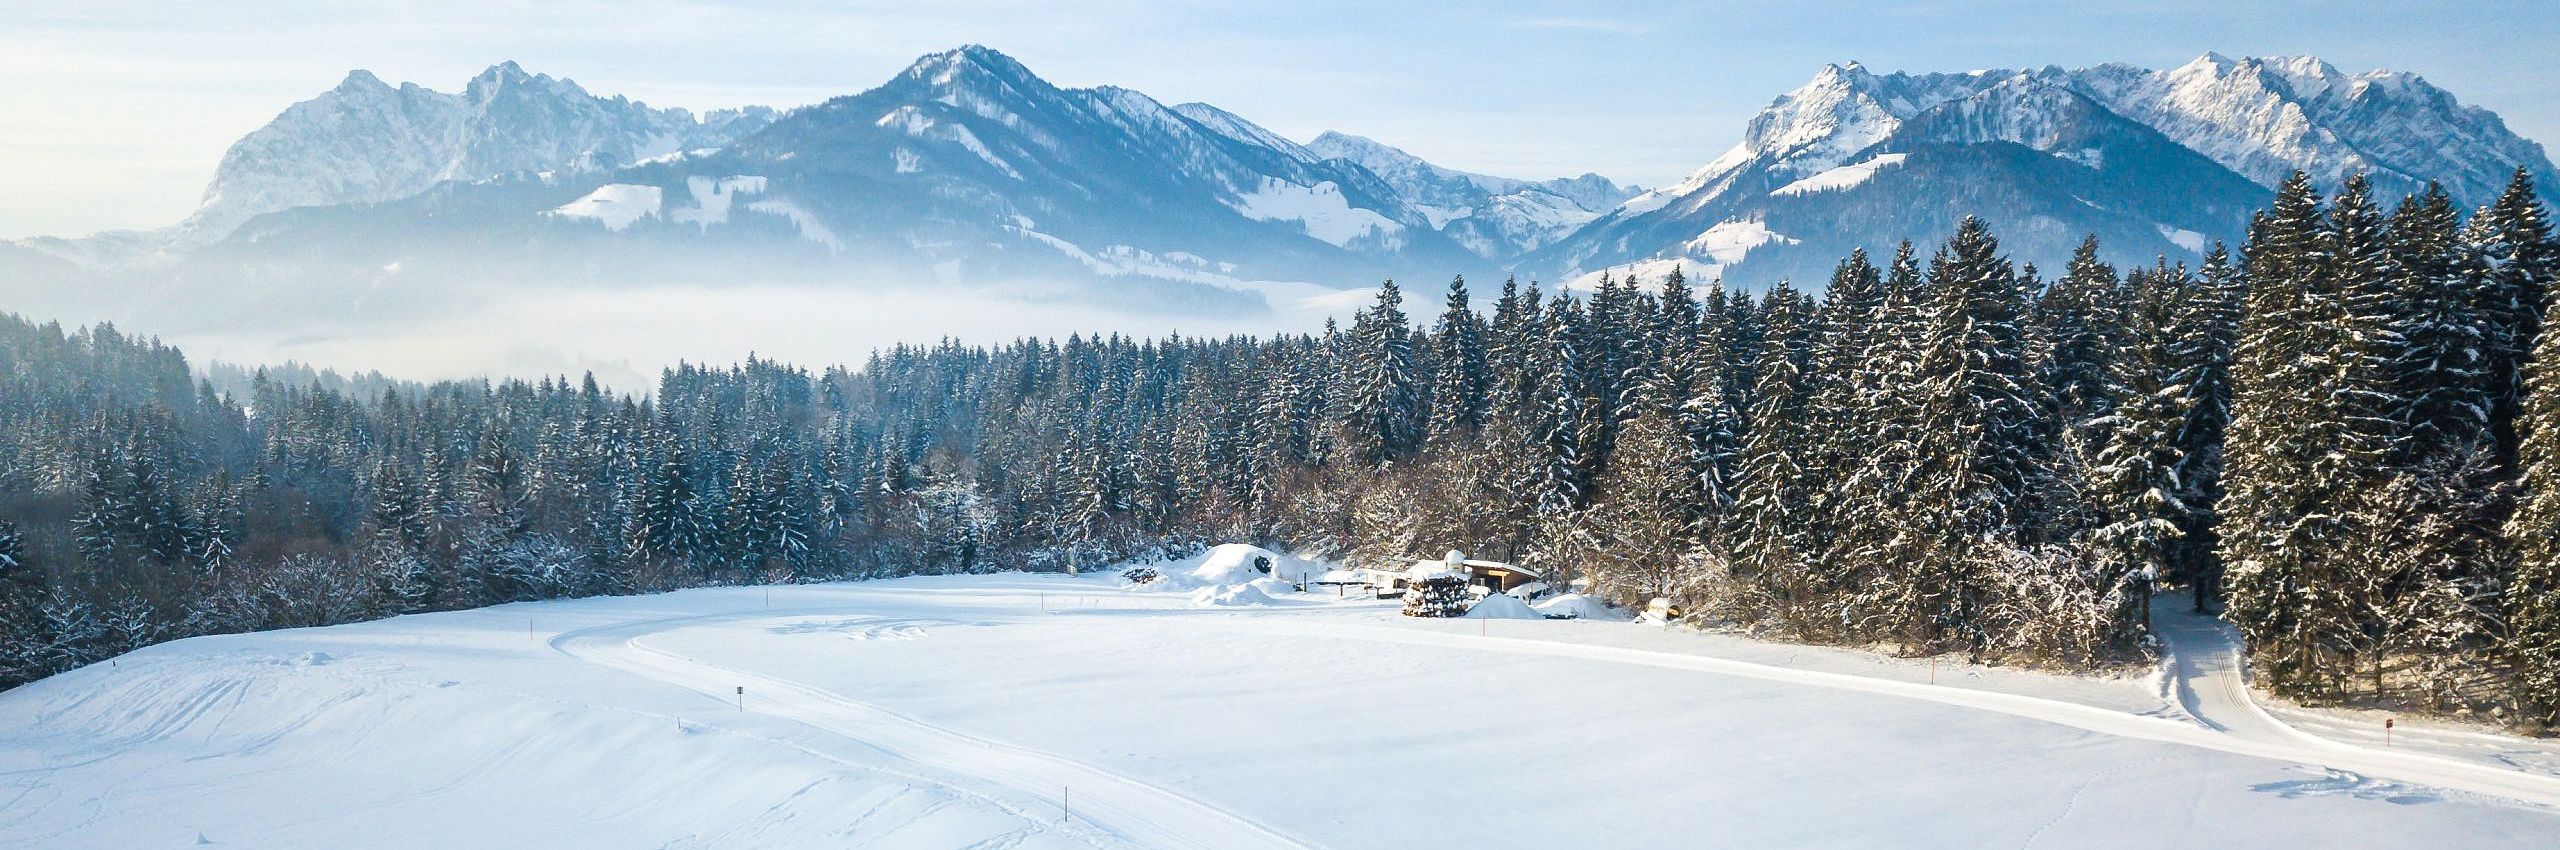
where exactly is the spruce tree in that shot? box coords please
[1337,280,1422,469]
[2507,283,2560,729]
[2171,244,2244,609]
[2472,168,2560,468]
[1731,280,1816,613]
[1905,218,2049,650]
[1427,276,1491,447]
[2087,267,2189,622]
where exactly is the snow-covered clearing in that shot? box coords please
[1770,152,1909,196]
[5,575,2558,848]
[1225,178,1405,248]
[546,184,663,231]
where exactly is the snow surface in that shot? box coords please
[1191,583,1279,607]
[2157,223,2211,253]
[1225,179,1405,249]
[1681,219,1795,264]
[1532,593,1625,621]
[1462,593,1541,619]
[6,575,2560,849]
[1770,153,1909,196]
[547,184,663,231]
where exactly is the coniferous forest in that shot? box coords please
[4,170,2558,729]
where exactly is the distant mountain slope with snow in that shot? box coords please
[26,46,1588,309]
[1529,54,2556,290]
[1304,132,1639,259]
[5,48,2547,305]
[187,62,775,246]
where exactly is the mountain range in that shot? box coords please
[5,47,2552,311]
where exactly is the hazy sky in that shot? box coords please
[4,0,2555,239]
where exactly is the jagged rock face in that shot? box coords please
[2073,53,2555,208]
[184,62,774,244]
[1528,55,2557,291]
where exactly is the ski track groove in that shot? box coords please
[1199,614,2560,810]
[550,609,1314,850]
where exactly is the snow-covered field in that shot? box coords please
[5,563,2560,848]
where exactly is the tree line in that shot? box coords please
[2,169,2555,729]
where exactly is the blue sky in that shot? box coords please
[4,0,2555,238]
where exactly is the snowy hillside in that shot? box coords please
[1530,54,2556,290]
[6,48,2549,302]
[13,46,1583,310]
[187,62,775,246]
[1304,132,1639,258]
[6,573,2558,849]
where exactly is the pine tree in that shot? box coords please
[2391,184,2493,461]
[2037,235,2125,434]
[2222,174,2401,690]
[2170,244,2244,609]
[2472,168,2560,468]
[1337,280,1423,468]
[2087,267,2190,624]
[1904,217,2051,650]
[2508,281,2560,727]
[1427,276,1492,447]
[1731,280,1817,613]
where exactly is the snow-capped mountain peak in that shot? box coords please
[2074,52,2555,206]
[1536,53,2554,292]
[179,61,777,246]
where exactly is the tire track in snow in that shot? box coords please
[551,611,1313,850]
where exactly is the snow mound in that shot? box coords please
[1191,583,1277,607]
[1465,593,1542,620]
[1532,593,1625,621]
[1139,543,1326,590]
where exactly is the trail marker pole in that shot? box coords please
[529,616,535,641]
[737,686,745,712]
[1930,657,1938,685]
[2385,718,2394,747]
[1062,786,1070,822]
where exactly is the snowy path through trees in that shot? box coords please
[2149,600,2560,793]
[550,610,1314,850]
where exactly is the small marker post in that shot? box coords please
[1062,786,1070,822]
[1930,657,1938,685]
[737,685,745,712]
[2385,718,2394,747]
